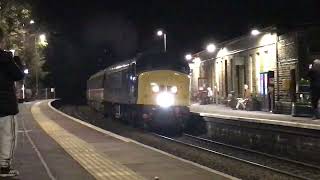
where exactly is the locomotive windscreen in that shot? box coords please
[136,53,190,74]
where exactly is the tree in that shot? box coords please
[0,0,31,50]
[0,0,48,96]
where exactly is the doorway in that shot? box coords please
[260,71,275,112]
[236,65,246,97]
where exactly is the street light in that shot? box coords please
[156,30,167,52]
[30,20,35,24]
[206,43,216,53]
[251,29,260,36]
[157,30,163,36]
[185,54,192,61]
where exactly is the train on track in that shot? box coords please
[87,52,191,133]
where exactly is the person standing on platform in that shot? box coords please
[207,87,213,104]
[309,59,320,120]
[0,27,24,177]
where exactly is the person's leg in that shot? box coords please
[0,116,18,176]
[315,92,320,118]
[236,100,240,109]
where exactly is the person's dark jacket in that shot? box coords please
[0,50,24,116]
[309,69,320,91]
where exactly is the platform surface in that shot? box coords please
[10,101,237,180]
[190,104,320,130]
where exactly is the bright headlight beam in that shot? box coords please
[156,92,174,108]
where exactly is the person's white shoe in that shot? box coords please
[0,167,19,178]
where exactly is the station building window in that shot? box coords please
[255,53,261,94]
[249,55,253,92]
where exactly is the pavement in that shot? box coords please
[8,100,238,180]
[190,104,320,130]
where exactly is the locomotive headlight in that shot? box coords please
[156,92,174,108]
[170,86,178,94]
[152,85,160,93]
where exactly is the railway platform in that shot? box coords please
[10,100,237,180]
[190,104,320,166]
[190,104,320,130]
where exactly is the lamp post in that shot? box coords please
[157,30,167,52]
[34,33,48,97]
[23,69,29,101]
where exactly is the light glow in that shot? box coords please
[39,34,48,46]
[152,84,160,93]
[30,20,35,24]
[170,86,178,94]
[24,69,29,74]
[251,29,260,36]
[185,54,192,61]
[157,30,164,36]
[156,92,174,108]
[206,43,216,53]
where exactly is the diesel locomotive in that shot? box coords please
[87,53,191,132]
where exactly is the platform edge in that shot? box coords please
[47,100,240,180]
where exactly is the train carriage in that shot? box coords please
[87,52,191,133]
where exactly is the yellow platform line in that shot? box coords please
[31,102,145,180]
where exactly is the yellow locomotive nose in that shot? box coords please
[137,70,190,107]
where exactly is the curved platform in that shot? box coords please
[13,100,237,180]
[190,104,320,131]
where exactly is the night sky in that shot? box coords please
[34,0,320,53]
[30,0,320,102]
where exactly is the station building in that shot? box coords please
[189,25,320,114]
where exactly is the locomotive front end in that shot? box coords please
[137,70,190,107]
[137,70,190,133]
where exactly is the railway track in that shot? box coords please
[154,133,320,180]
[61,105,320,180]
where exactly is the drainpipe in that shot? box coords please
[276,33,280,104]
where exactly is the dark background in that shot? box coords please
[30,0,320,103]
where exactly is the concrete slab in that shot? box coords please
[13,102,95,180]
[190,104,320,130]
[37,100,238,180]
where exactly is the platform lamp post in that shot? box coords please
[157,30,167,52]
[35,33,48,97]
[23,69,29,100]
